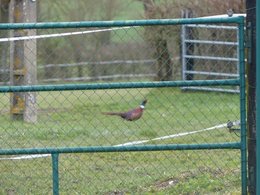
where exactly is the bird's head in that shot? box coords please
[140,99,147,109]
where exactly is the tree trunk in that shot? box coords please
[99,0,115,45]
[155,36,173,81]
[142,0,173,81]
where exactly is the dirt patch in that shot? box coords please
[154,178,179,190]
[153,171,195,190]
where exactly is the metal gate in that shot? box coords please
[0,16,246,194]
[181,15,245,93]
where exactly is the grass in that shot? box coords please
[0,87,242,194]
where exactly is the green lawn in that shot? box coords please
[0,87,242,194]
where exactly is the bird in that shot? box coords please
[102,99,147,121]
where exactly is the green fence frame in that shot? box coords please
[0,16,246,195]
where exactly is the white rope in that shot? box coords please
[0,26,132,42]
[0,154,50,160]
[114,122,231,147]
[0,121,237,160]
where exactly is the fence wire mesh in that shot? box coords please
[0,19,244,194]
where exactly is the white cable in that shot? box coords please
[0,154,50,160]
[115,122,231,147]
[0,121,237,160]
[0,26,132,42]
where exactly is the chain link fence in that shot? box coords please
[0,16,246,194]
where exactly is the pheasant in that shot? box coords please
[102,99,147,121]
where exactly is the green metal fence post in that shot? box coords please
[52,153,59,195]
[238,16,247,195]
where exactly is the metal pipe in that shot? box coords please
[184,39,238,46]
[0,142,241,155]
[0,16,244,30]
[52,153,59,195]
[0,79,239,93]
[238,18,247,195]
[184,55,238,61]
[184,70,238,77]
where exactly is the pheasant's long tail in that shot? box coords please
[102,112,124,116]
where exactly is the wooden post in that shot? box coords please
[0,0,10,84]
[9,0,37,123]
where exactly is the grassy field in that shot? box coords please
[0,87,242,194]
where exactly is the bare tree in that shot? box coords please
[141,0,173,81]
[99,0,120,45]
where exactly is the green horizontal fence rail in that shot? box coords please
[0,79,239,92]
[0,16,246,195]
[0,16,243,29]
[0,142,241,155]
